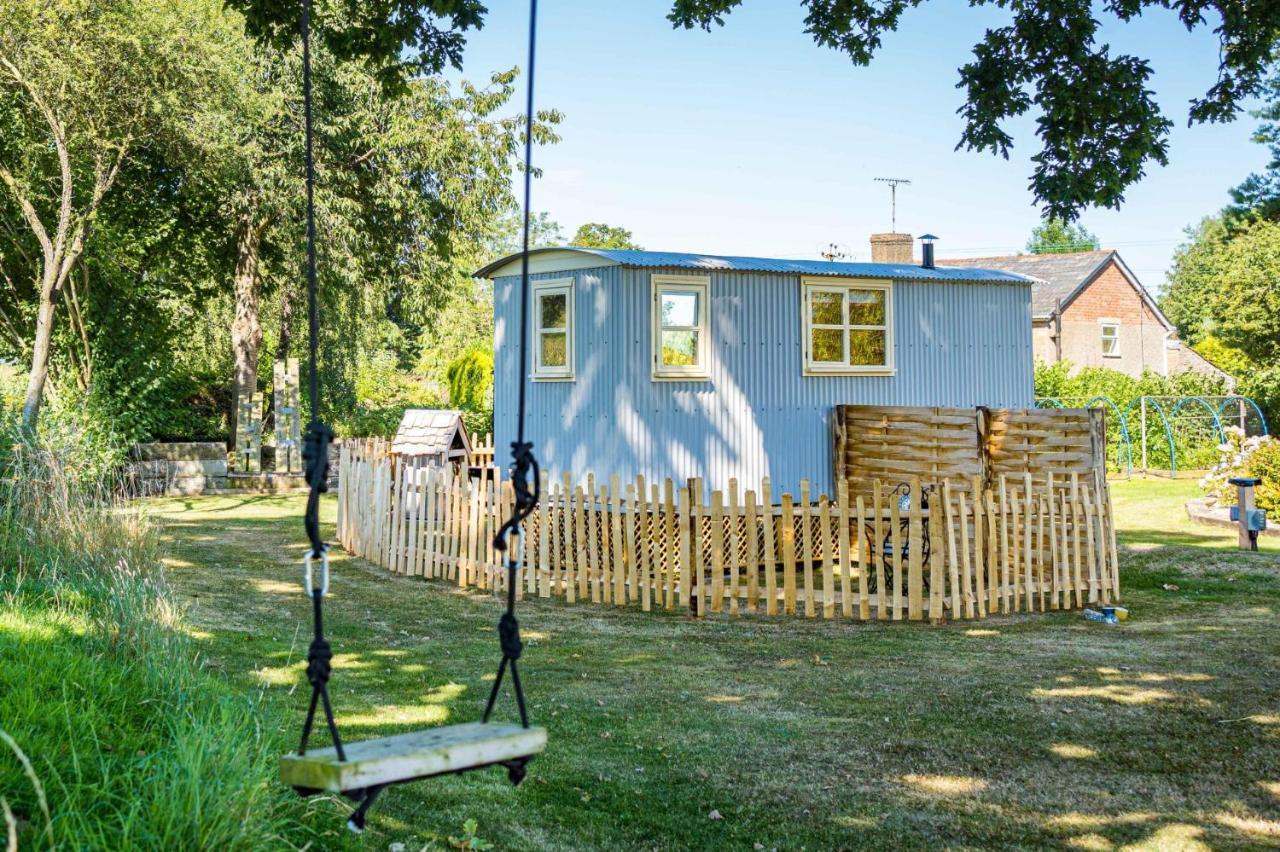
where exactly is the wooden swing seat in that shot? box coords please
[279,722,547,793]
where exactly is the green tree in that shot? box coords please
[1161,215,1231,346]
[1202,218,1280,366]
[670,1,1279,220]
[228,2,1280,220]
[571,222,643,250]
[0,0,242,428]
[1230,67,1280,221]
[1025,218,1100,254]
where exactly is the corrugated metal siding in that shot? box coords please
[494,265,1033,496]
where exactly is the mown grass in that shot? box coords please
[0,442,320,850]
[141,478,1280,850]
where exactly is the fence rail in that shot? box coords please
[337,440,1119,622]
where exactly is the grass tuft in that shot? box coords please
[0,434,317,849]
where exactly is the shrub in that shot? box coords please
[1200,427,1280,514]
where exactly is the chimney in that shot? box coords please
[919,233,938,270]
[870,233,913,264]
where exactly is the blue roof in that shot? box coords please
[475,247,1035,284]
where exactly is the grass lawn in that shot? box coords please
[146,478,1280,850]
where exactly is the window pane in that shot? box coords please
[811,328,843,363]
[661,330,699,366]
[847,289,885,325]
[661,291,699,328]
[849,329,886,366]
[810,291,843,325]
[540,332,567,367]
[540,293,567,329]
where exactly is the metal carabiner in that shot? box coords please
[303,547,330,597]
[498,526,524,571]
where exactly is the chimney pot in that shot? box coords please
[869,233,913,264]
[919,233,938,270]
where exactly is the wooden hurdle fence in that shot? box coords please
[336,440,1119,623]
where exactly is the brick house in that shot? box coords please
[934,249,1231,382]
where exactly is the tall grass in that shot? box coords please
[0,431,313,849]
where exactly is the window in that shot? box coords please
[532,278,574,380]
[801,278,894,375]
[651,275,710,380]
[1100,321,1120,357]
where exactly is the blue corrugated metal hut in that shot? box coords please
[477,247,1035,495]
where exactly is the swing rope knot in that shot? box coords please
[494,441,540,552]
[302,421,333,494]
[497,612,523,661]
[306,638,333,688]
[302,421,333,558]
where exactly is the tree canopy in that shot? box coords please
[1025,217,1100,254]
[571,222,643,250]
[221,2,1280,219]
[1230,67,1280,222]
[0,0,560,443]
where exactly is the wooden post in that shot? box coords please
[855,495,869,621]
[710,489,725,614]
[678,479,692,610]
[943,481,960,617]
[798,480,815,618]
[744,488,760,614]
[1023,473,1034,613]
[611,475,626,606]
[780,492,797,616]
[907,476,923,621]
[889,484,903,621]
[587,479,602,604]
[928,490,945,623]
[998,475,1010,614]
[820,494,836,619]
[958,489,974,619]
[726,479,740,616]
[663,477,677,609]
[761,479,778,616]
[689,478,703,616]
[873,480,886,621]
[837,481,853,619]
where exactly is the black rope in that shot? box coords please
[488,0,540,730]
[295,0,343,762]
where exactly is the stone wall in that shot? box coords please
[127,442,228,496]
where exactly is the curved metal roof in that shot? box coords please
[475,247,1035,284]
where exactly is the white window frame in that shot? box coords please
[531,277,574,381]
[801,277,895,376]
[1100,319,1121,358]
[651,274,711,381]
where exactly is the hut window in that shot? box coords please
[801,278,894,375]
[651,274,710,380]
[532,278,574,380]
[1100,321,1120,357]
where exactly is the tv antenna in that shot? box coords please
[874,177,911,232]
[818,241,850,262]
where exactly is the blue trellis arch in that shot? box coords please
[1170,396,1226,444]
[1084,395,1133,475]
[1125,396,1178,479]
[1216,396,1270,437]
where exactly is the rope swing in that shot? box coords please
[279,0,547,833]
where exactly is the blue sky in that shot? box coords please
[451,1,1270,289]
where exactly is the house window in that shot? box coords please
[532,278,574,380]
[651,274,710,380]
[1100,321,1120,358]
[801,278,894,375]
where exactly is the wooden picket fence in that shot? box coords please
[336,440,1120,622]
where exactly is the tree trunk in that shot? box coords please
[20,273,57,430]
[276,276,296,363]
[230,210,265,444]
